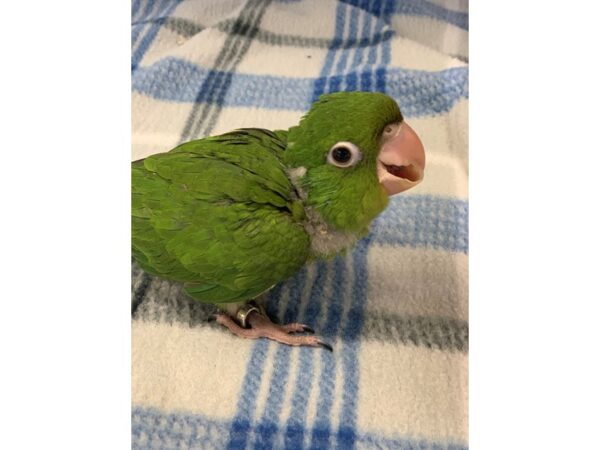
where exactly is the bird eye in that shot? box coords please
[327,142,362,168]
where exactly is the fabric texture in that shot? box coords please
[131,0,468,449]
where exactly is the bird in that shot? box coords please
[132,91,425,350]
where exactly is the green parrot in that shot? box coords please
[132,91,425,349]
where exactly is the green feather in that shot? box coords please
[132,92,406,305]
[132,128,309,303]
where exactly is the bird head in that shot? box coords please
[285,91,425,232]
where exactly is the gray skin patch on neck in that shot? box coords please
[303,207,360,257]
[287,166,360,258]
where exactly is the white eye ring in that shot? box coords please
[327,141,362,168]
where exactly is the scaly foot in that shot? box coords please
[214,304,332,351]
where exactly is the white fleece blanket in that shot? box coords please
[131,1,468,448]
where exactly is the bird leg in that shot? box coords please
[214,303,332,351]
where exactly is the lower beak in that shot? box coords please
[377,122,426,196]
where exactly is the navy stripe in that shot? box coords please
[132,0,181,72]
[133,406,468,450]
[132,58,468,117]
[370,195,469,254]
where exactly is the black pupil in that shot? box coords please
[332,147,352,163]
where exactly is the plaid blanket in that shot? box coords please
[131,1,468,449]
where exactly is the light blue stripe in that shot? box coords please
[386,66,469,116]
[309,255,346,449]
[395,0,468,30]
[132,0,181,72]
[381,0,394,71]
[131,57,468,117]
[293,5,351,447]
[251,269,308,450]
[370,195,469,253]
[337,241,370,449]
[133,406,468,450]
[225,267,308,450]
[251,346,292,449]
[283,260,329,449]
[132,0,168,59]
[131,0,158,48]
[131,0,142,22]
[332,4,359,92]
[335,3,393,447]
[366,0,383,66]
[346,0,371,91]
[134,0,156,24]
[131,23,148,50]
[341,0,468,30]
[312,2,347,100]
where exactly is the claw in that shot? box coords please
[302,325,315,334]
[317,341,334,352]
[207,314,218,323]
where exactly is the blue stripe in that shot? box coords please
[226,267,308,450]
[366,0,382,66]
[283,261,329,449]
[395,0,468,30]
[337,241,370,449]
[131,23,147,50]
[251,346,292,449]
[133,0,156,24]
[133,407,468,450]
[131,0,142,22]
[312,3,347,101]
[346,0,369,91]
[132,0,181,72]
[334,2,394,447]
[333,4,359,92]
[340,0,469,30]
[375,1,389,93]
[309,255,346,449]
[310,3,373,446]
[370,195,469,254]
[277,5,350,446]
[131,0,158,48]
[250,269,307,450]
[132,57,468,117]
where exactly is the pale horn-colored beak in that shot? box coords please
[377,121,426,196]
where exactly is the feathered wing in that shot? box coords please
[132,129,309,303]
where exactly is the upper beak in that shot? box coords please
[377,122,426,196]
